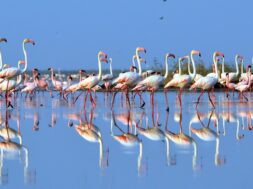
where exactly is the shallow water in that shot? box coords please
[1,91,253,189]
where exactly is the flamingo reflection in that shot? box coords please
[75,108,108,168]
[165,109,198,169]
[190,110,225,166]
[110,110,143,175]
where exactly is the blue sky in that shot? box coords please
[1,0,253,70]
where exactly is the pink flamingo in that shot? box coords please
[102,58,113,90]
[190,51,224,108]
[132,53,175,105]
[48,68,64,94]
[164,50,201,107]
[77,51,108,107]
[225,72,237,98]
[235,65,251,101]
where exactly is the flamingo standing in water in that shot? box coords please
[164,50,201,107]
[78,51,108,106]
[190,51,224,108]
[220,54,241,84]
[132,53,175,105]
[225,72,237,98]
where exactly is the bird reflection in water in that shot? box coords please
[190,110,225,166]
[110,110,144,175]
[75,107,108,168]
[0,110,35,184]
[165,108,198,169]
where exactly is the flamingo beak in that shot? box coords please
[48,68,52,71]
[0,38,7,43]
[168,53,176,59]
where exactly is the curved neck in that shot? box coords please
[132,57,137,73]
[190,52,196,80]
[97,54,102,80]
[188,57,192,75]
[21,42,28,73]
[178,59,182,75]
[135,50,142,75]
[241,59,244,74]
[212,53,219,79]
[235,55,239,76]
[164,55,169,78]
[222,57,225,73]
[109,58,113,76]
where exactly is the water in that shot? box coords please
[0,91,252,189]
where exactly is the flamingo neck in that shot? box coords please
[109,58,113,76]
[187,57,192,75]
[16,74,23,87]
[79,72,82,82]
[247,69,251,87]
[136,50,142,75]
[235,55,239,76]
[178,58,182,75]
[51,69,55,82]
[241,59,244,74]
[190,52,196,80]
[21,42,28,73]
[0,49,2,70]
[132,57,137,73]
[222,57,225,74]
[164,55,169,78]
[97,54,102,80]
[212,53,219,79]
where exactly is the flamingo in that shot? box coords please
[77,52,108,106]
[48,68,66,94]
[112,47,146,89]
[239,57,253,82]
[220,54,241,84]
[0,38,35,79]
[235,65,251,101]
[132,53,175,105]
[164,50,201,107]
[190,51,224,108]
[102,58,113,90]
[133,53,175,92]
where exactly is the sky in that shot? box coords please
[0,0,253,70]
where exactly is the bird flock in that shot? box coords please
[0,38,252,109]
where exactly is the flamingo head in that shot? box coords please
[48,67,53,71]
[140,58,146,64]
[67,75,73,80]
[79,69,86,74]
[215,51,224,58]
[130,66,138,72]
[137,47,146,53]
[237,54,244,61]
[247,65,251,71]
[167,53,176,59]
[24,38,35,45]
[99,57,108,63]
[181,55,189,62]
[98,51,108,59]
[191,50,201,57]
[0,38,7,43]
[3,64,10,69]
[18,60,26,65]
[226,72,229,77]
[33,68,38,72]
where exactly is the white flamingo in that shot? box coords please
[220,54,241,84]
[190,51,224,108]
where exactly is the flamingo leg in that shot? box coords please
[208,91,215,108]
[196,90,204,108]
[164,89,169,109]
[242,92,248,101]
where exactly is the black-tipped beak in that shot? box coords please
[48,68,51,71]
